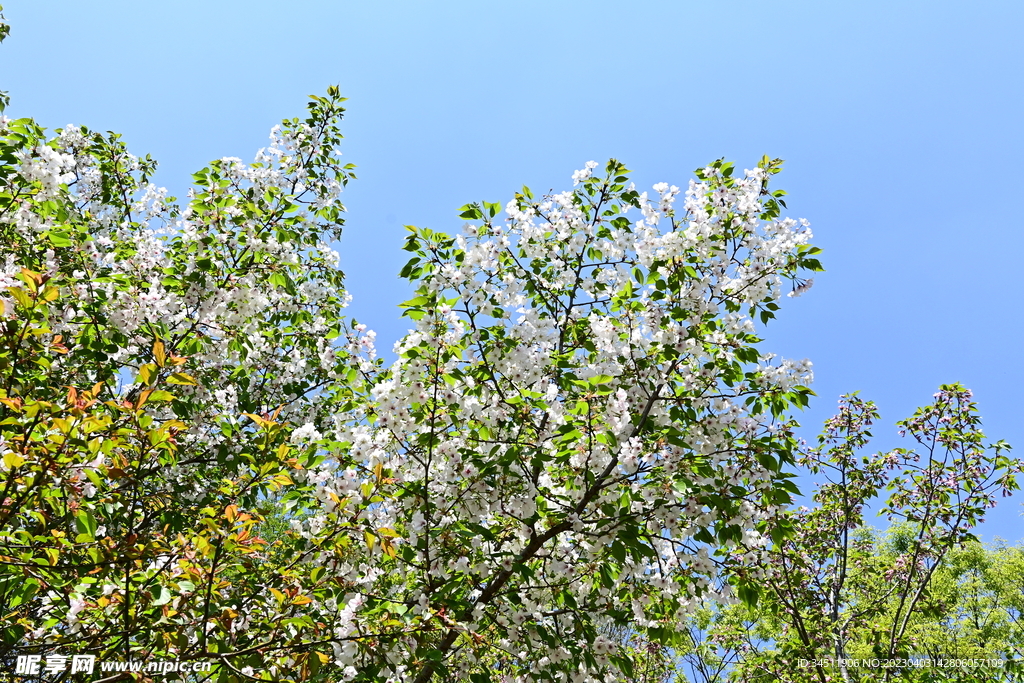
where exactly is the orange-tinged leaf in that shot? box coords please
[225,505,238,523]
[136,389,153,409]
[292,595,313,605]
[18,268,41,289]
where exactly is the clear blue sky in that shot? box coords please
[3,0,1022,541]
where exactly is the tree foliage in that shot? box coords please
[0,11,828,677]
[672,389,1022,683]
[15,6,1017,683]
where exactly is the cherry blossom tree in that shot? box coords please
[360,154,817,683]
[0,7,828,681]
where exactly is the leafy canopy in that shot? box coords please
[0,7,837,681]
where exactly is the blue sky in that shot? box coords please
[3,0,1022,541]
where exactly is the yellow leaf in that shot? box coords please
[292,595,313,606]
[167,372,198,386]
[137,363,157,386]
[147,428,169,446]
[242,413,268,428]
[18,268,41,291]
[364,530,376,551]
[8,287,32,308]
[225,505,238,523]
[152,340,166,367]
[269,587,286,604]
[195,536,211,555]
[2,451,25,470]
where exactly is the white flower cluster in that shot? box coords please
[757,354,815,392]
[14,144,76,199]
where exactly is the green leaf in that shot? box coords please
[46,230,73,247]
[610,541,626,564]
[75,510,98,538]
[738,583,759,608]
[152,586,173,606]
